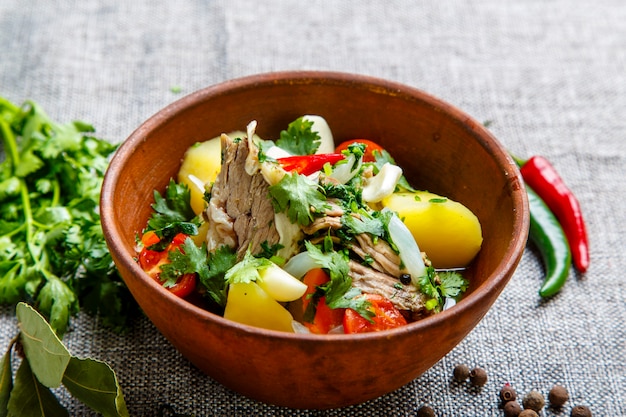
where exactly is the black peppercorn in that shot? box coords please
[522,390,545,412]
[518,410,538,417]
[548,384,569,407]
[571,405,592,417]
[500,384,517,403]
[503,401,522,417]
[416,405,436,417]
[469,367,488,386]
[453,364,470,382]
[400,273,412,285]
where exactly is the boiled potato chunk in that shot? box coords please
[178,137,222,215]
[223,282,295,332]
[257,265,307,302]
[382,191,483,269]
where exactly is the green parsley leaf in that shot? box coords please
[146,179,201,250]
[342,209,388,238]
[438,271,469,298]
[268,172,329,226]
[160,238,209,287]
[276,117,320,155]
[418,267,469,312]
[201,245,237,306]
[0,96,135,337]
[303,241,374,321]
[224,249,273,285]
[148,179,197,230]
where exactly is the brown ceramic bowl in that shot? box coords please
[101,71,528,409]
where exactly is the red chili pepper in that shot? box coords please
[277,153,345,176]
[519,156,590,273]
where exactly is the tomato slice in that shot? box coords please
[343,294,407,333]
[301,268,345,334]
[335,139,385,163]
[138,231,197,299]
[166,273,197,298]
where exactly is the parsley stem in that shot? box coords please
[0,118,41,269]
[50,175,61,207]
[0,119,19,166]
[0,222,26,239]
[0,96,20,116]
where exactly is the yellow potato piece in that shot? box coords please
[177,136,223,215]
[257,265,308,302]
[382,191,483,269]
[223,282,295,333]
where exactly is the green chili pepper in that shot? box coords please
[526,185,572,297]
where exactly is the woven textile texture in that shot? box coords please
[1,0,624,416]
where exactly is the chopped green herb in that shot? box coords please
[268,172,329,226]
[303,241,373,321]
[224,249,273,285]
[418,267,468,312]
[276,117,320,155]
[201,245,237,306]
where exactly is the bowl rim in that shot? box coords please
[101,70,529,342]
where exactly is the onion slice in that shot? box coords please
[328,154,362,184]
[384,208,427,286]
[362,163,403,203]
[282,251,319,279]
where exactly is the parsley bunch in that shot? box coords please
[0,97,136,336]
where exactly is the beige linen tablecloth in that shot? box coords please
[1,1,624,415]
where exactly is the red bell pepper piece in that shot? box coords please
[519,156,590,273]
[277,153,345,176]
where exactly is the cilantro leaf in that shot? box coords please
[160,238,209,287]
[35,274,79,336]
[438,271,469,298]
[342,209,387,238]
[148,179,197,230]
[268,172,329,226]
[418,267,469,312]
[201,245,237,306]
[0,96,135,336]
[303,241,374,321]
[146,179,201,249]
[224,249,273,285]
[276,117,320,155]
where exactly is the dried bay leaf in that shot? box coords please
[16,303,70,388]
[7,361,69,417]
[62,357,129,417]
[0,348,13,417]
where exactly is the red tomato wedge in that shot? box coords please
[165,272,197,298]
[335,139,385,163]
[138,231,197,299]
[343,294,407,334]
[301,268,345,334]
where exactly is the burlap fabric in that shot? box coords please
[1,1,624,415]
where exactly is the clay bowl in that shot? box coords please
[101,71,529,409]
